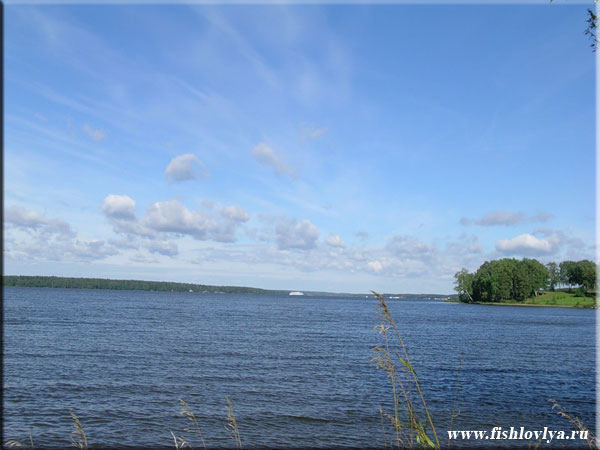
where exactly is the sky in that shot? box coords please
[4,3,596,294]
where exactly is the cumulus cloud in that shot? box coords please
[108,238,139,250]
[5,205,75,238]
[102,194,136,220]
[461,210,553,227]
[252,143,296,178]
[367,260,384,273]
[82,123,106,142]
[276,218,319,250]
[496,233,557,256]
[146,240,178,257]
[102,195,248,245]
[221,205,249,223]
[165,154,207,182]
[144,200,235,241]
[67,240,118,260]
[325,234,345,248]
[4,205,118,263]
[386,235,436,262]
[445,233,482,255]
[142,200,246,242]
[531,228,592,260]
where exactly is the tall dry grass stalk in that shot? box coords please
[446,358,462,450]
[179,398,207,449]
[70,411,88,450]
[4,434,34,448]
[170,430,190,449]
[225,397,242,450]
[372,290,440,449]
[549,399,597,449]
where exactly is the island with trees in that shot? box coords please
[454,259,597,308]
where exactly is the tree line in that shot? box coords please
[454,259,596,303]
[2,275,285,295]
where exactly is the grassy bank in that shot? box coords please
[473,291,596,308]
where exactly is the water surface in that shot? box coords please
[3,287,595,447]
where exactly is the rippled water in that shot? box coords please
[3,287,595,447]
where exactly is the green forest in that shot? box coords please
[454,259,596,303]
[2,275,285,295]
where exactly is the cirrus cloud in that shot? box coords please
[82,123,106,142]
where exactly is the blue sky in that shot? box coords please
[4,4,595,294]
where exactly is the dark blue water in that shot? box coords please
[3,287,595,448]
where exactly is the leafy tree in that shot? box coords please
[454,268,474,302]
[559,261,577,291]
[471,259,518,302]
[515,258,548,300]
[546,262,559,291]
[465,258,549,302]
[585,8,598,51]
[575,260,596,294]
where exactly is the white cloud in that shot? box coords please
[461,210,553,227]
[102,194,136,220]
[108,238,139,250]
[367,260,384,273]
[386,235,435,262]
[68,240,118,260]
[5,205,51,229]
[143,200,241,243]
[165,154,207,183]
[5,238,111,263]
[252,143,295,178]
[325,234,345,248]
[276,218,319,250]
[4,206,118,263]
[82,123,106,142]
[5,205,75,238]
[221,205,249,223]
[144,200,214,238]
[146,240,178,257]
[103,196,248,244]
[496,233,556,255]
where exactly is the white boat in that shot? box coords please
[289,291,304,296]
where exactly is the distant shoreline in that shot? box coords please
[2,275,285,295]
[2,275,450,298]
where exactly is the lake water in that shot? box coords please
[3,287,596,448]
